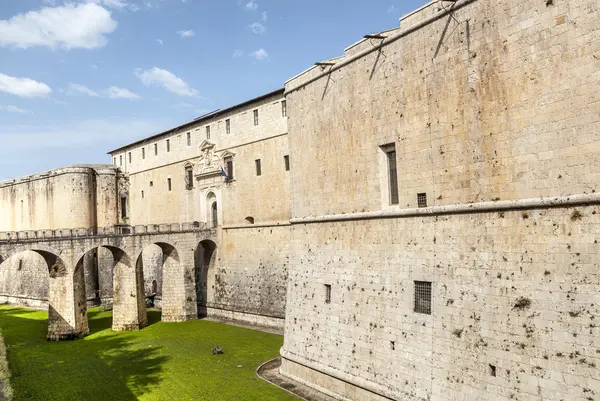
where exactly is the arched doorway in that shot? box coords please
[212,203,218,228]
[206,192,217,228]
[194,240,216,318]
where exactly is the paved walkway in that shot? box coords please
[257,357,338,401]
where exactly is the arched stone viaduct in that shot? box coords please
[0,224,217,340]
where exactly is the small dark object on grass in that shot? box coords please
[211,346,224,355]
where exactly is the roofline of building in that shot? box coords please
[107,88,285,155]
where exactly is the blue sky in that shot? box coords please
[0,0,425,180]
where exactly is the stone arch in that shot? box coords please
[77,245,147,332]
[194,239,217,318]
[74,244,117,307]
[135,241,190,322]
[20,247,87,341]
[0,250,51,307]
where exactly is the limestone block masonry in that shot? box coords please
[281,0,600,400]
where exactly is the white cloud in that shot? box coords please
[387,5,396,13]
[156,38,163,46]
[105,86,141,99]
[232,49,244,58]
[0,105,29,114]
[135,67,198,97]
[249,22,265,35]
[0,73,52,98]
[0,3,117,50]
[64,83,99,97]
[244,0,258,10]
[177,30,194,38]
[251,48,268,61]
[92,64,99,69]
[261,11,267,22]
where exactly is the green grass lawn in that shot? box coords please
[0,306,297,401]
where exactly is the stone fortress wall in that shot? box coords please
[0,0,599,398]
[280,0,600,400]
[0,166,121,307]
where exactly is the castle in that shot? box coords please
[1,0,600,400]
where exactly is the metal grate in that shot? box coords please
[325,284,332,304]
[417,193,427,208]
[414,281,432,314]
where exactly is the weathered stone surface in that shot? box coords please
[280,0,600,399]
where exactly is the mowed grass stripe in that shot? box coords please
[0,306,296,401]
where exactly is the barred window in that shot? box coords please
[414,281,432,315]
[226,119,231,134]
[255,159,262,176]
[253,109,259,126]
[185,167,194,190]
[206,126,211,140]
[187,132,191,146]
[225,157,234,180]
[281,100,287,117]
[325,284,331,304]
[417,193,427,208]
[383,144,398,205]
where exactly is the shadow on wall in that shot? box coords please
[0,307,167,401]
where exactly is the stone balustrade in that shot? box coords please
[0,221,210,243]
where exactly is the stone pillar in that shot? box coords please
[83,251,100,306]
[112,248,147,331]
[97,247,114,305]
[161,244,197,322]
[45,252,88,341]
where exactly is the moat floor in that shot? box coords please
[0,306,297,401]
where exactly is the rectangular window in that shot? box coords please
[187,132,191,146]
[120,197,127,219]
[284,155,290,171]
[119,155,122,166]
[150,181,153,187]
[166,139,170,152]
[414,281,432,315]
[154,143,158,156]
[226,119,231,134]
[185,167,194,190]
[325,284,331,304]
[253,109,259,126]
[385,145,399,205]
[128,152,132,163]
[255,159,262,176]
[281,100,287,117]
[417,193,427,208]
[167,178,172,191]
[141,190,144,199]
[142,148,145,159]
[113,158,116,165]
[225,157,234,180]
[206,125,211,140]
